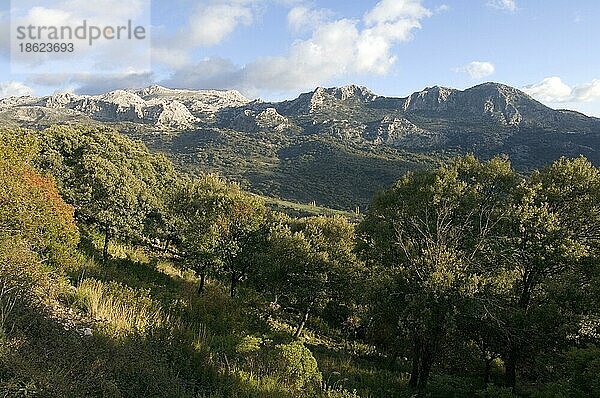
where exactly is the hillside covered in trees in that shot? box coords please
[1,125,599,397]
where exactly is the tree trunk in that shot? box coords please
[417,346,433,390]
[408,341,421,389]
[484,357,492,384]
[388,349,399,370]
[230,270,238,298]
[162,238,170,254]
[103,230,111,263]
[293,303,312,339]
[197,267,206,294]
[505,349,517,388]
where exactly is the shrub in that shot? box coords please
[563,346,600,397]
[270,341,323,392]
[236,335,263,355]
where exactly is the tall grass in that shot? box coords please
[75,279,167,335]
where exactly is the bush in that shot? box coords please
[270,341,323,392]
[562,346,600,397]
[236,335,263,355]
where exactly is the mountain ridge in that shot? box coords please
[1,82,599,125]
[1,81,599,209]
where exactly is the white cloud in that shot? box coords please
[523,77,600,103]
[364,0,431,25]
[0,81,35,98]
[152,0,261,70]
[287,5,333,33]
[454,61,495,79]
[487,0,517,12]
[523,77,572,102]
[152,48,191,69]
[8,0,151,74]
[436,4,450,13]
[188,3,254,47]
[164,0,432,95]
[571,80,600,102]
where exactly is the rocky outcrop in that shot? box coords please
[403,86,457,112]
[277,85,378,115]
[364,116,441,148]
[130,85,250,117]
[224,106,293,133]
[27,89,198,128]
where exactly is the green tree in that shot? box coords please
[260,215,360,338]
[358,156,519,390]
[489,157,600,388]
[173,175,266,296]
[34,125,173,261]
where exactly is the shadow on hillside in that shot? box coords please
[1,301,293,397]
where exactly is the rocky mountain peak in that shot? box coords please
[403,86,457,112]
[134,85,174,97]
[278,85,379,115]
[100,90,146,107]
[327,85,377,101]
[38,92,78,108]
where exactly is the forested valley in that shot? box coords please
[1,125,599,397]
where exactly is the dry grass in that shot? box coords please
[75,279,167,335]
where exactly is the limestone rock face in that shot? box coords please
[2,86,254,129]
[130,85,250,117]
[0,96,37,110]
[277,85,378,115]
[400,83,552,126]
[145,100,198,129]
[223,106,293,133]
[18,88,198,128]
[256,108,291,131]
[403,86,457,112]
[363,116,441,148]
[371,117,426,143]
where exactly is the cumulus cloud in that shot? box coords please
[454,61,495,79]
[8,0,151,74]
[287,5,333,33]
[364,0,431,25]
[152,0,262,71]
[523,77,600,103]
[571,80,600,102]
[188,3,254,47]
[487,0,517,12]
[163,0,432,95]
[0,81,35,98]
[522,77,572,102]
[436,4,451,13]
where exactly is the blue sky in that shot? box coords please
[1,0,599,116]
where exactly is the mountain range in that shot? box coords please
[1,82,599,209]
